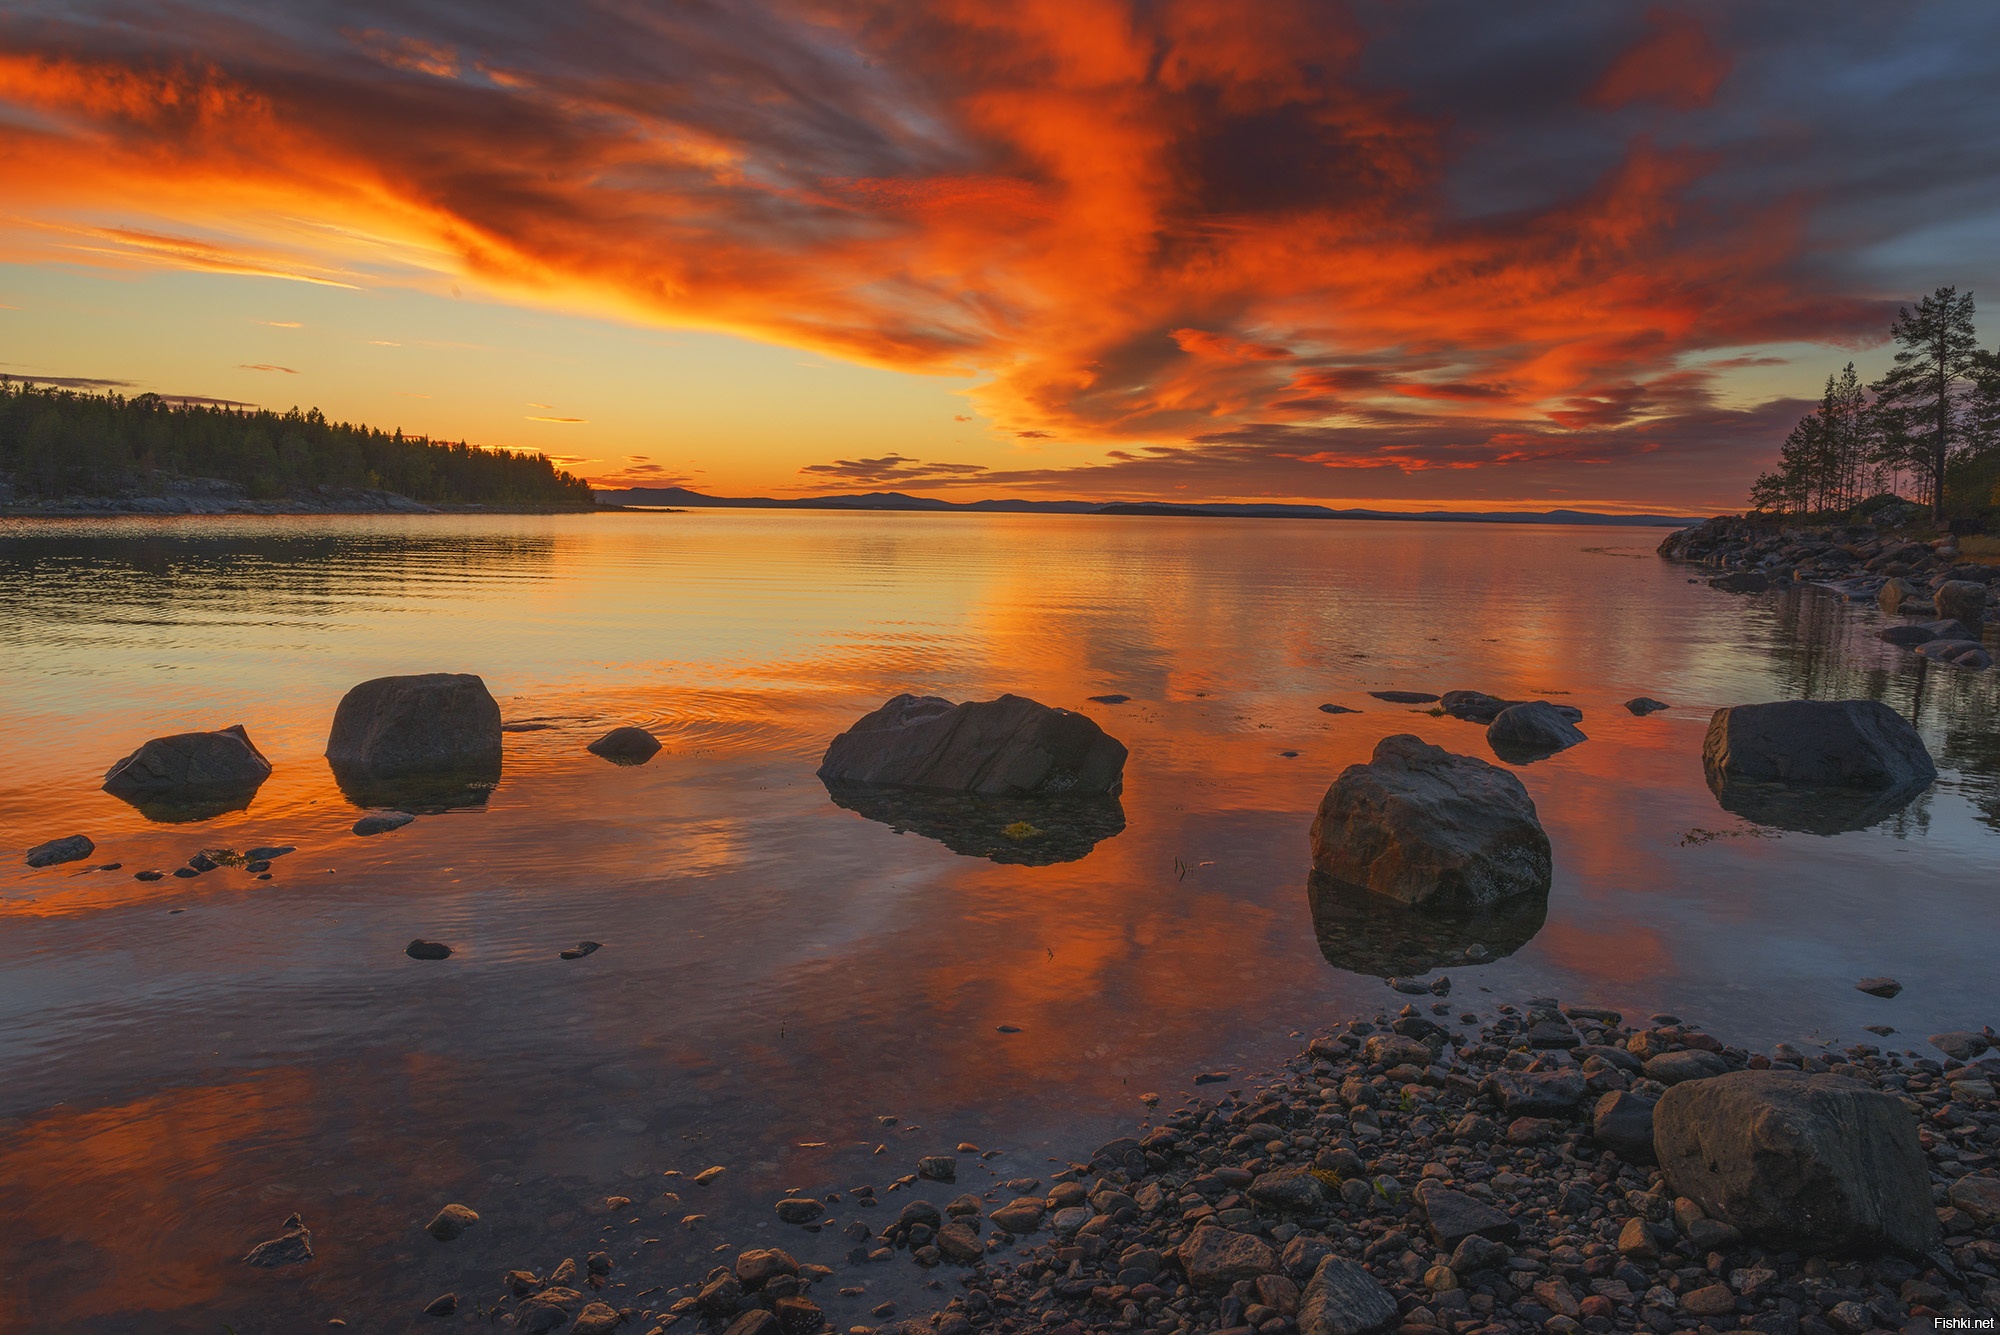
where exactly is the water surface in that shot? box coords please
[2,512,1995,1331]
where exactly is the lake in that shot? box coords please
[1,511,1995,1331]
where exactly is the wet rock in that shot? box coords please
[1367,690,1438,703]
[1419,1186,1517,1249]
[353,810,416,836]
[1625,697,1670,715]
[134,869,164,881]
[561,941,603,960]
[245,845,296,860]
[1856,976,1903,998]
[989,1198,1046,1233]
[405,939,453,960]
[242,1212,313,1267]
[1317,703,1358,714]
[102,725,272,818]
[518,1287,584,1333]
[1297,1254,1399,1335]
[1947,1176,2000,1225]
[1879,623,1939,646]
[1642,1048,1731,1084]
[1654,1070,1938,1255]
[1709,571,1768,592]
[935,1221,982,1263]
[327,672,502,777]
[775,1196,825,1224]
[1178,1223,1278,1287]
[1087,694,1130,704]
[587,725,663,764]
[426,1203,478,1240]
[737,1247,801,1290]
[423,1293,457,1317]
[1878,576,1924,614]
[1591,1090,1657,1162]
[723,1312,779,1335]
[1702,699,1936,792]
[918,1154,957,1182]
[24,834,94,868]
[1486,701,1587,760]
[571,1301,623,1335]
[817,693,1127,797]
[1935,578,1987,626]
[1929,1031,1991,1060]
[1439,690,1511,722]
[1916,637,1992,668]
[1309,735,1551,908]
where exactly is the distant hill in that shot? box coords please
[596,486,1701,527]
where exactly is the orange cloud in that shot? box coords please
[1585,9,1733,111]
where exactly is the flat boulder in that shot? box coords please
[1439,690,1510,722]
[1702,700,1935,791]
[1418,1185,1516,1249]
[1367,690,1438,704]
[1625,697,1670,715]
[326,673,502,778]
[817,693,1126,797]
[25,834,95,868]
[1654,1070,1938,1256]
[1935,578,1987,626]
[1310,735,1551,909]
[1177,1224,1277,1287]
[1488,1069,1587,1118]
[1486,702,1586,760]
[104,724,273,802]
[587,725,662,764]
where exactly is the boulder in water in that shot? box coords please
[102,724,272,820]
[1654,1070,1937,1256]
[1702,700,1935,791]
[1439,690,1510,723]
[817,693,1126,797]
[326,674,501,778]
[1915,638,1992,668]
[25,834,95,868]
[587,726,663,764]
[1486,702,1587,760]
[1935,578,1987,626]
[1309,735,1552,909]
[1877,577,1923,614]
[1625,697,1670,715]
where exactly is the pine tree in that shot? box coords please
[1870,286,1980,518]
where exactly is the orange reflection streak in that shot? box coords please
[0,4,1873,493]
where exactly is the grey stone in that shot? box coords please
[1297,1254,1399,1335]
[1929,1031,1991,1061]
[1440,690,1512,722]
[935,1222,983,1263]
[103,724,273,800]
[1702,699,1936,791]
[1654,1070,1938,1256]
[775,1196,824,1224]
[1643,1049,1731,1085]
[1178,1224,1278,1287]
[1625,697,1670,715]
[1486,701,1587,759]
[1935,579,1987,626]
[1946,1176,2000,1225]
[1246,1168,1328,1214]
[1419,1186,1517,1249]
[353,810,416,836]
[817,693,1126,796]
[1488,1069,1587,1118]
[1309,735,1552,909]
[1591,1090,1657,1162]
[1856,976,1902,998]
[588,725,663,763]
[918,1154,957,1182]
[325,673,503,778]
[25,834,94,868]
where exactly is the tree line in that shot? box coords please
[1748,286,2000,520]
[0,381,594,508]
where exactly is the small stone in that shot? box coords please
[918,1155,957,1182]
[243,1213,313,1267]
[572,1302,623,1335]
[135,869,165,881]
[1929,1030,1991,1061]
[425,1203,478,1240]
[518,1288,584,1334]
[423,1293,457,1317]
[1855,976,1902,998]
[1317,703,1358,714]
[1625,697,1670,715]
[693,1165,727,1184]
[1419,1186,1517,1250]
[776,1196,825,1224]
[989,1198,1046,1233]
[406,939,452,960]
[1088,694,1131,704]
[25,834,95,868]
[560,941,603,959]
[1178,1225,1278,1287]
[352,811,416,836]
[1947,1176,2000,1225]
[1679,1283,1735,1318]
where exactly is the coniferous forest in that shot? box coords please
[1749,286,2000,521]
[0,381,594,508]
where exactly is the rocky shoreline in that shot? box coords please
[415,1000,1999,1335]
[1658,515,1998,670]
[0,473,595,516]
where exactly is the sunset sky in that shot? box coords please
[3,1,1998,510]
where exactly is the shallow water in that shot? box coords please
[0,511,1995,1331]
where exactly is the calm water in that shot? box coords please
[1,512,1996,1331]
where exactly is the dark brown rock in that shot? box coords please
[817,693,1126,797]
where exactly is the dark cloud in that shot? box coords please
[796,452,988,487]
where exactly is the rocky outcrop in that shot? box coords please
[1486,702,1587,760]
[327,674,502,777]
[1653,1070,1938,1256]
[101,724,272,820]
[1702,700,1935,791]
[817,694,1126,797]
[1310,735,1552,909]
[587,725,663,764]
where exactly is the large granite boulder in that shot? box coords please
[1935,579,1987,626]
[1654,1070,1938,1256]
[1486,702,1586,761]
[102,724,273,821]
[1702,700,1934,791]
[817,694,1126,797]
[326,674,502,809]
[1310,735,1551,909]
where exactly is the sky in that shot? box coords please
[3,1,1999,511]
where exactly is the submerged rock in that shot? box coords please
[1916,638,1992,668]
[243,1213,313,1267]
[587,725,662,764]
[817,693,1126,797]
[327,674,502,808]
[1317,703,1359,715]
[1310,735,1552,909]
[1654,1070,1938,1256]
[353,810,416,836]
[25,834,95,868]
[1486,701,1587,760]
[406,939,453,960]
[1367,690,1439,704]
[1708,571,1768,593]
[102,724,273,821]
[1625,696,1670,715]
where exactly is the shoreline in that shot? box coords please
[441,999,1997,1335]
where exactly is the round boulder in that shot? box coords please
[1934,579,1987,626]
[1309,734,1552,909]
[1702,700,1934,791]
[1486,702,1587,760]
[587,726,663,764]
[326,674,502,778]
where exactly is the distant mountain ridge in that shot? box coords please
[594,486,1701,526]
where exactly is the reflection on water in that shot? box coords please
[824,784,1126,865]
[1306,869,1548,977]
[1,512,1998,1332]
[1706,773,1933,837]
[328,760,502,813]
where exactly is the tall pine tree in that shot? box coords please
[1870,286,1979,518]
